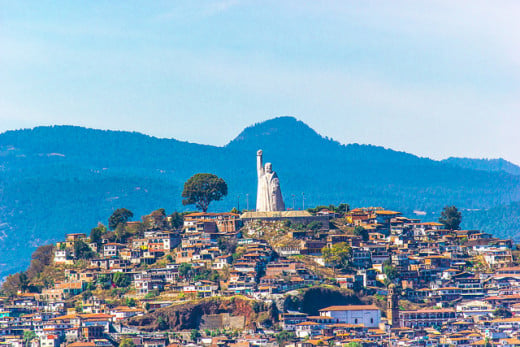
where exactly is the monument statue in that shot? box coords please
[256,149,285,212]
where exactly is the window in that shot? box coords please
[371,318,374,323]
[354,319,358,324]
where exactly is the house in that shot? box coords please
[319,305,380,328]
[103,243,125,258]
[399,308,457,328]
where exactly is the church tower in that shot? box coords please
[387,284,400,328]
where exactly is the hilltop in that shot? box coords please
[0,116,519,275]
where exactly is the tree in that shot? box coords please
[157,315,169,330]
[179,263,194,279]
[190,329,201,342]
[26,244,54,280]
[321,242,352,272]
[74,240,94,259]
[113,272,131,288]
[169,212,184,229]
[143,208,167,230]
[182,173,228,212]
[494,307,512,318]
[119,338,136,347]
[90,224,106,244]
[275,331,295,347]
[109,208,134,230]
[1,272,28,297]
[23,330,37,346]
[353,226,369,241]
[384,264,399,284]
[439,205,462,230]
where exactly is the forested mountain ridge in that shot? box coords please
[442,157,520,176]
[1,116,519,276]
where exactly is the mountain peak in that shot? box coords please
[226,116,335,152]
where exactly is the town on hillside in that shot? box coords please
[1,203,520,347]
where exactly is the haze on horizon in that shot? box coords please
[1,1,519,164]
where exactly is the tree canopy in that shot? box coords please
[109,208,134,230]
[181,173,228,212]
[321,242,352,272]
[439,205,462,230]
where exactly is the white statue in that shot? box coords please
[256,149,285,211]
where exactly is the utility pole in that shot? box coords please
[292,194,295,210]
[246,193,249,211]
[302,192,305,210]
[237,195,240,212]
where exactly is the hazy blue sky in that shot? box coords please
[1,1,519,163]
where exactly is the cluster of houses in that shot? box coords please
[2,207,520,346]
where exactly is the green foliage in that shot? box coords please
[179,263,194,279]
[168,212,184,230]
[97,274,111,289]
[439,205,462,230]
[109,208,134,230]
[114,223,132,243]
[181,173,228,212]
[119,338,136,347]
[144,290,159,299]
[74,240,94,260]
[321,242,352,271]
[23,330,37,344]
[193,267,220,282]
[125,297,137,307]
[384,264,399,283]
[353,226,368,241]
[493,307,513,318]
[157,315,169,330]
[307,203,350,216]
[90,224,106,245]
[275,331,295,346]
[306,221,322,231]
[190,329,201,341]
[113,272,131,288]
[218,237,237,254]
[1,272,29,296]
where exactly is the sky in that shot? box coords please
[1,1,519,164]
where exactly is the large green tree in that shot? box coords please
[109,208,134,230]
[181,173,228,212]
[439,205,462,230]
[321,242,352,272]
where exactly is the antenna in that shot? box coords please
[246,193,249,211]
[302,192,305,210]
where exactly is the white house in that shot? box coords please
[319,305,381,328]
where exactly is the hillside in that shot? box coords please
[1,116,519,276]
[462,202,520,240]
[442,157,520,176]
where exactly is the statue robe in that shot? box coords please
[256,153,285,212]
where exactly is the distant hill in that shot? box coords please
[463,202,520,240]
[1,116,519,276]
[442,157,520,176]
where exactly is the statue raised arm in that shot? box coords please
[257,149,264,177]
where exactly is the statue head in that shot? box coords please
[265,162,273,173]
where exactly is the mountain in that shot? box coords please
[463,202,520,240]
[1,116,519,276]
[442,157,520,176]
